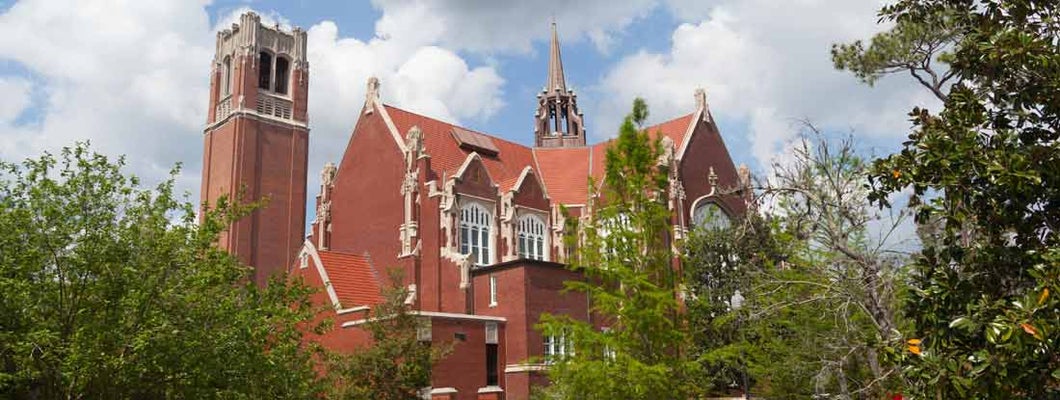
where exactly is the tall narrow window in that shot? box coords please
[258,51,272,90]
[274,56,289,95]
[485,322,499,385]
[517,214,547,261]
[489,275,498,306]
[222,56,232,96]
[486,343,499,385]
[460,202,492,266]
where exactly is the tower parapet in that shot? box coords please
[208,12,309,127]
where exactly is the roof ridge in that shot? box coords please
[644,112,695,130]
[383,104,533,150]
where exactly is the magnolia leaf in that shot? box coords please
[1020,323,1042,340]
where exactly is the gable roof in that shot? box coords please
[317,250,381,307]
[385,105,536,191]
[380,103,696,205]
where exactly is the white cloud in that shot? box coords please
[0,0,505,219]
[370,0,657,53]
[0,77,32,123]
[0,0,213,190]
[594,0,941,168]
[303,20,504,185]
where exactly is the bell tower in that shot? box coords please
[201,12,309,286]
[535,22,585,148]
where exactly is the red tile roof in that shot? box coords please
[533,146,591,205]
[381,104,695,205]
[385,105,536,191]
[317,250,381,307]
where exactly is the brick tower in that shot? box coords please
[201,12,309,286]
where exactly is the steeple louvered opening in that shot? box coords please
[535,22,585,148]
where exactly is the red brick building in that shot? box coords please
[201,13,749,400]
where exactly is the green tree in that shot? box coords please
[536,99,699,400]
[0,144,324,398]
[684,213,788,397]
[326,270,449,400]
[850,0,1059,396]
[831,7,961,101]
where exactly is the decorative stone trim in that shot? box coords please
[499,191,516,262]
[504,363,547,373]
[677,88,708,162]
[299,240,342,310]
[550,203,567,263]
[477,386,504,393]
[341,310,505,328]
[336,305,369,315]
[399,126,425,258]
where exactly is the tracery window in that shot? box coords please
[460,202,493,266]
[692,201,730,231]
[517,214,547,261]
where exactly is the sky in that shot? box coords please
[0,0,937,247]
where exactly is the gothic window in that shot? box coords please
[222,56,232,96]
[543,332,568,363]
[517,214,547,261]
[460,202,493,266]
[692,201,730,231]
[598,211,631,261]
[274,56,290,95]
[258,51,272,90]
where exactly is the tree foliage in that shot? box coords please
[831,7,961,101]
[326,271,449,400]
[686,133,909,399]
[0,144,324,399]
[684,213,786,396]
[536,99,698,400]
[849,0,1060,396]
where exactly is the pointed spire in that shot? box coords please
[545,21,567,94]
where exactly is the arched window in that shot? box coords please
[518,214,547,261]
[222,56,232,96]
[460,202,492,266]
[258,51,272,90]
[274,56,289,95]
[692,201,730,230]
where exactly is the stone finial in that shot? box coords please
[366,76,381,103]
[738,164,751,189]
[694,88,707,111]
[658,136,675,166]
[406,126,424,156]
[321,162,337,187]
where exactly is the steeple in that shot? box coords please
[535,22,585,148]
[545,22,567,94]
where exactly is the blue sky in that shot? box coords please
[0,0,935,247]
